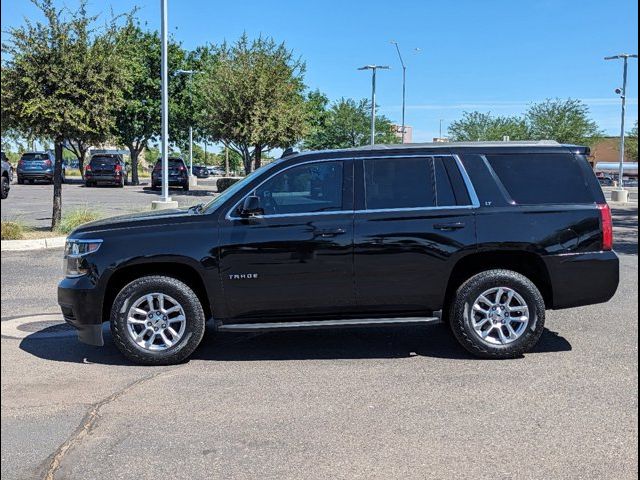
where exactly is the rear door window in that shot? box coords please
[485,153,594,204]
[364,157,435,209]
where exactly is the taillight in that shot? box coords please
[178,165,186,171]
[18,159,24,167]
[597,204,613,251]
[85,164,92,172]
[44,159,52,167]
[114,164,122,172]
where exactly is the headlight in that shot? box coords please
[64,239,102,278]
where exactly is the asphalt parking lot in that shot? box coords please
[1,206,638,479]
[1,177,220,230]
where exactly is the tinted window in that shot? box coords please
[364,157,435,209]
[433,157,457,207]
[255,161,343,215]
[90,156,118,165]
[21,153,49,161]
[486,154,593,204]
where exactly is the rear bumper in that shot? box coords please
[17,170,53,180]
[545,251,620,309]
[152,176,188,186]
[58,276,105,346]
[85,172,124,183]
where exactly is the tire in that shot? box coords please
[110,275,206,365]
[17,177,24,185]
[183,183,190,192]
[85,181,92,188]
[449,269,545,359]
[28,179,35,185]
[1,176,9,199]
[151,183,158,190]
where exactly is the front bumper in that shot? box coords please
[58,275,105,346]
[545,250,620,309]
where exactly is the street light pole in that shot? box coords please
[160,0,170,204]
[175,69,200,178]
[391,42,407,143]
[358,65,389,145]
[605,53,638,199]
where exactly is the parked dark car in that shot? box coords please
[85,154,127,187]
[1,151,12,199]
[16,151,64,184]
[598,176,614,187]
[58,141,619,365]
[192,165,210,179]
[151,157,189,191]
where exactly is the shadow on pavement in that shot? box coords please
[19,324,571,365]
[612,206,638,255]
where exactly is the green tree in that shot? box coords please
[625,121,638,162]
[303,97,397,149]
[112,22,186,185]
[448,111,529,142]
[526,98,601,145]
[197,34,308,174]
[2,0,128,228]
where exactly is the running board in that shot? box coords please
[217,316,441,333]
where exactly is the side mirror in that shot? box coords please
[239,195,264,217]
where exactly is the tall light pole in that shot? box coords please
[358,65,390,145]
[160,0,170,204]
[605,53,638,200]
[391,42,407,143]
[175,69,200,178]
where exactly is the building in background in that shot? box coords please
[392,125,413,143]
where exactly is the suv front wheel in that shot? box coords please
[110,275,206,365]
[449,269,545,359]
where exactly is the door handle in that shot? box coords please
[434,222,466,231]
[319,228,346,237]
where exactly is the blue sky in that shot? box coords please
[2,0,638,143]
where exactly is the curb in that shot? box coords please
[1,236,67,252]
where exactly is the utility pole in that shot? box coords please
[358,65,390,145]
[605,53,638,203]
[175,69,200,183]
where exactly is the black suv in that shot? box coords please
[85,154,127,187]
[58,142,619,365]
[151,157,190,190]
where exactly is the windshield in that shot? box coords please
[202,161,282,213]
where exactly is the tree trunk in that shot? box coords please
[253,145,262,171]
[242,150,252,175]
[128,144,140,185]
[51,138,64,231]
[78,147,87,180]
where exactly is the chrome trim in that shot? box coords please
[225,153,480,221]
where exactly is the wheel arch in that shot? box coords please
[102,261,213,324]
[445,250,554,311]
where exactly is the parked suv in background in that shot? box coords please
[16,151,63,184]
[1,151,12,199]
[151,157,189,191]
[85,153,127,187]
[192,165,210,179]
[58,141,619,365]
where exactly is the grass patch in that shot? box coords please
[55,207,103,235]
[1,221,28,240]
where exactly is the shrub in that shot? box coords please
[1,221,25,240]
[55,207,102,235]
[217,177,243,192]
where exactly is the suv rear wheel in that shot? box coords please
[449,269,545,359]
[110,275,206,365]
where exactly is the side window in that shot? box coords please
[364,157,435,209]
[255,161,343,215]
[486,154,593,204]
[434,156,472,206]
